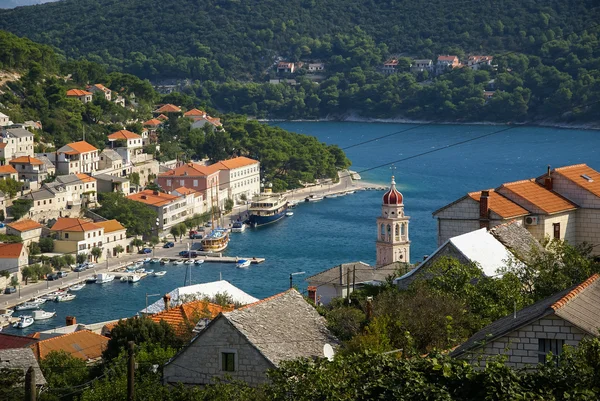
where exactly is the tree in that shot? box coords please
[114,245,124,257]
[225,197,234,213]
[169,225,181,242]
[150,236,160,248]
[96,192,157,237]
[131,238,145,252]
[0,209,4,222]
[129,172,140,188]
[176,223,187,242]
[76,253,87,265]
[0,178,22,198]
[63,254,75,268]
[0,368,24,401]
[10,276,18,287]
[39,237,54,252]
[11,199,32,220]
[91,246,103,262]
[21,265,35,284]
[51,255,65,270]
[239,193,247,202]
[28,242,41,256]
[40,351,89,399]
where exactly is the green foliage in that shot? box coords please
[114,244,124,257]
[39,350,90,400]
[10,198,32,220]
[0,233,21,243]
[0,368,24,401]
[130,238,145,251]
[0,209,4,222]
[96,192,157,237]
[28,242,41,256]
[76,253,87,265]
[169,225,181,242]
[39,237,54,252]
[91,246,103,262]
[63,254,75,267]
[128,172,140,187]
[9,275,18,287]
[224,197,234,213]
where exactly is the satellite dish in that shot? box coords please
[323,344,335,362]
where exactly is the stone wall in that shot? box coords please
[459,315,588,369]
[525,211,577,244]
[550,175,600,209]
[163,317,274,386]
[576,209,600,254]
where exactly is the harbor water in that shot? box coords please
[5,122,600,334]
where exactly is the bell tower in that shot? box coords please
[376,174,410,266]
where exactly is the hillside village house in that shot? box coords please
[308,63,325,72]
[433,164,600,254]
[50,218,106,262]
[87,83,111,101]
[0,243,28,283]
[452,274,600,370]
[411,59,434,73]
[0,165,17,180]
[29,330,108,362]
[382,59,399,74]
[0,349,46,388]
[96,219,132,256]
[39,140,99,175]
[0,112,12,127]
[9,155,55,191]
[157,162,221,201]
[143,118,163,134]
[153,104,181,116]
[97,149,124,173]
[0,128,35,164]
[163,289,337,386]
[436,55,460,73]
[107,130,144,164]
[94,174,130,194]
[6,219,43,246]
[467,55,494,70]
[127,189,200,235]
[276,61,295,74]
[66,89,93,103]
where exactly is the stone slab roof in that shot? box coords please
[223,289,338,366]
[452,274,600,357]
[100,149,123,162]
[3,128,34,138]
[307,261,397,286]
[489,220,544,264]
[94,173,129,183]
[0,348,46,385]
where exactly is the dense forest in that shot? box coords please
[0,30,348,188]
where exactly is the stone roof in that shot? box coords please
[23,188,55,201]
[306,261,393,286]
[94,173,129,183]
[100,148,122,162]
[35,155,55,170]
[3,128,34,138]
[452,274,600,357]
[0,348,46,385]
[489,220,545,264]
[222,289,338,366]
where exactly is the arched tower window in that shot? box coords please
[401,223,405,237]
[395,224,400,241]
[380,223,385,239]
[387,224,391,241]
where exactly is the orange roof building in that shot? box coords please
[551,164,600,199]
[50,218,101,232]
[58,141,98,155]
[7,219,43,232]
[9,156,44,166]
[108,130,141,141]
[0,243,25,259]
[143,118,163,127]
[96,219,126,233]
[212,156,258,171]
[127,190,180,207]
[30,330,109,361]
[498,179,577,215]
[148,300,231,337]
[66,89,92,97]
[153,104,181,114]
[157,114,169,121]
[467,189,529,219]
[184,108,206,118]
[126,190,189,232]
[0,165,18,177]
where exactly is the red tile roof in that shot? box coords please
[75,173,96,183]
[438,55,459,62]
[159,162,219,177]
[143,118,163,126]
[62,141,97,154]
[91,83,110,92]
[95,219,126,233]
[50,218,101,232]
[0,165,17,174]
[127,190,180,207]
[149,300,230,337]
[0,333,39,350]
[0,243,24,259]
[154,104,181,113]
[173,187,197,195]
[468,189,529,219]
[9,156,44,166]
[499,179,577,214]
[30,330,108,361]
[553,164,600,198]
[107,130,141,140]
[212,156,258,170]
[157,114,169,121]
[551,274,600,311]
[66,89,92,97]
[7,219,43,232]
[184,108,206,117]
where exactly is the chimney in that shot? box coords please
[479,190,490,229]
[163,294,171,311]
[544,165,552,190]
[153,190,159,196]
[307,286,317,304]
[66,316,76,326]
[141,195,147,200]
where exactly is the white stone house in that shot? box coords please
[410,59,433,73]
[96,219,132,256]
[66,89,93,103]
[94,174,130,194]
[87,84,112,101]
[467,55,493,70]
[211,156,260,204]
[163,289,337,386]
[9,155,55,191]
[0,112,13,127]
[452,273,600,369]
[0,128,35,164]
[126,189,196,235]
[0,243,28,282]
[39,141,99,175]
[6,219,43,246]
[107,130,144,165]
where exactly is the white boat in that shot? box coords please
[247,188,288,228]
[145,269,154,274]
[13,315,34,329]
[96,273,115,284]
[133,262,144,269]
[345,190,355,194]
[120,276,128,282]
[185,259,194,265]
[135,268,146,274]
[153,271,167,277]
[128,275,141,283]
[150,258,160,264]
[194,259,204,265]
[41,291,66,301]
[305,194,324,202]
[15,302,40,311]
[55,294,76,302]
[288,200,299,209]
[231,222,246,233]
[325,193,339,198]
[236,259,251,269]
[173,260,184,265]
[0,309,14,318]
[143,258,151,264]
[33,310,56,320]
[86,276,97,283]
[285,211,294,216]
[69,283,85,291]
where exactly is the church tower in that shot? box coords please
[376,175,410,266]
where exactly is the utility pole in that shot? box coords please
[127,341,135,401]
[25,366,35,401]
[346,268,351,304]
[352,266,356,293]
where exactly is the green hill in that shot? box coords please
[0,0,596,80]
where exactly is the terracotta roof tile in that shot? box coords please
[9,156,44,166]
[438,55,458,61]
[157,114,169,121]
[107,130,141,140]
[95,219,126,233]
[173,187,197,195]
[66,89,92,97]
[500,179,577,214]
[7,219,43,232]
[60,141,97,154]
[127,190,180,207]
[159,162,218,177]
[184,108,206,117]
[75,173,96,183]
[154,104,181,113]
[553,164,600,198]
[551,274,600,311]
[0,243,24,258]
[30,330,108,361]
[0,165,17,175]
[150,300,230,336]
[50,218,101,232]
[468,189,529,219]
[213,156,258,170]
[143,118,163,126]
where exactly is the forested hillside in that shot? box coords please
[0,0,595,80]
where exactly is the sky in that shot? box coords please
[0,0,58,9]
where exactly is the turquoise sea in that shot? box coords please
[5,122,600,334]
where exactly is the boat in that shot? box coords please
[305,194,324,202]
[173,260,184,265]
[153,271,167,277]
[247,187,288,228]
[55,294,76,302]
[96,273,115,284]
[184,259,194,265]
[345,190,355,195]
[288,200,299,209]
[194,259,204,265]
[231,222,246,233]
[33,310,56,320]
[86,276,98,283]
[128,275,141,283]
[236,259,251,269]
[201,228,230,252]
[145,269,154,274]
[69,283,85,291]
[133,261,144,268]
[125,266,137,272]
[41,291,65,301]
[135,268,146,274]
[120,276,128,282]
[15,302,40,311]
[150,258,160,264]
[285,211,294,216]
[325,193,339,198]
[142,257,151,264]
[13,316,34,329]
[0,309,14,318]
[160,258,169,265]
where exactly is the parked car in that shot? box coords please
[191,233,203,239]
[140,248,152,254]
[4,287,16,294]
[179,250,198,258]
[74,266,86,272]
[47,273,59,281]
[86,263,95,268]
[57,271,68,278]
[163,242,175,248]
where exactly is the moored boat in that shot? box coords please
[33,310,56,320]
[142,257,151,264]
[153,271,167,277]
[194,259,204,265]
[120,276,128,282]
[325,193,339,198]
[150,258,160,264]
[13,315,34,329]
[145,269,154,274]
[231,222,246,232]
[184,259,194,265]
[96,273,115,283]
[305,194,324,202]
[236,259,251,269]
[41,291,65,301]
[69,283,85,291]
[172,260,184,265]
[15,302,40,311]
[160,258,169,265]
[135,268,146,274]
[55,294,76,302]
[285,211,294,216]
[128,275,141,283]
[201,229,230,252]
[86,275,98,283]
[247,186,288,228]
[1,309,14,318]
[345,190,355,194]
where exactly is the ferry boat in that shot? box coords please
[247,187,288,227]
[231,222,246,232]
[201,228,230,252]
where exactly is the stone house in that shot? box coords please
[0,112,12,127]
[163,289,337,386]
[382,59,399,74]
[39,141,99,175]
[308,63,325,72]
[452,274,600,369]
[0,348,46,387]
[0,242,28,282]
[0,164,17,180]
[467,55,494,70]
[97,149,124,173]
[87,83,112,101]
[0,128,35,164]
[66,89,93,103]
[94,174,130,194]
[411,59,433,73]
[9,155,54,191]
[211,156,260,204]
[276,61,295,74]
[436,55,460,74]
[50,217,106,262]
[433,164,600,252]
[6,219,43,246]
[96,219,132,257]
[107,130,144,165]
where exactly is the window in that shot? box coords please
[65,233,69,239]
[538,338,564,364]
[193,180,198,187]
[221,352,235,372]
[553,223,560,240]
[79,244,86,251]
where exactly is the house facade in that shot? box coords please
[96,219,132,257]
[157,162,220,200]
[0,165,17,180]
[436,55,460,73]
[212,157,260,204]
[66,89,93,103]
[9,156,54,190]
[6,219,43,246]
[50,218,105,262]
[0,128,35,164]
[411,59,433,73]
[467,55,493,70]
[126,189,197,235]
[382,59,399,74]
[107,130,144,165]
[277,62,295,74]
[87,84,112,101]
[40,141,99,175]
[0,243,28,282]
[94,174,130,194]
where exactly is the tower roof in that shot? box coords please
[383,176,403,205]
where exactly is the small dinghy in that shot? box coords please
[194,259,204,265]
[69,283,85,291]
[13,315,34,329]
[33,310,56,321]
[153,271,167,277]
[236,259,251,269]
